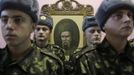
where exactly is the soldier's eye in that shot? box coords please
[13,17,24,24]
[90,30,95,33]
[36,28,40,31]
[97,30,101,33]
[128,12,133,19]
[42,28,48,31]
[112,13,123,20]
[0,17,8,24]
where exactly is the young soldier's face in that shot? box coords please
[104,9,134,38]
[84,26,101,45]
[34,25,51,45]
[0,9,34,46]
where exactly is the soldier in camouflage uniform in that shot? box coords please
[71,16,102,58]
[34,15,65,61]
[73,0,134,75]
[69,16,102,75]
[82,16,102,48]
[0,0,64,75]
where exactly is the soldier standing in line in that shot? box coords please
[0,0,64,75]
[69,16,102,75]
[82,16,102,48]
[72,16,102,56]
[73,0,134,75]
[34,15,65,61]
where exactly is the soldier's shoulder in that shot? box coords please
[73,47,83,54]
[40,49,63,65]
[70,47,83,60]
[49,44,62,49]
[35,46,62,62]
[49,44,65,52]
[71,47,96,61]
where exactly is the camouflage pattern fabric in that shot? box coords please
[44,44,65,61]
[0,44,64,75]
[71,45,96,62]
[73,38,134,75]
[68,45,95,75]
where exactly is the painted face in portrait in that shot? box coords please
[61,31,72,50]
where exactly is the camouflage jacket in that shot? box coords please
[40,44,65,61]
[71,44,96,61]
[0,44,64,75]
[73,38,134,75]
[68,45,95,75]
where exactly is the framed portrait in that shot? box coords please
[41,0,94,53]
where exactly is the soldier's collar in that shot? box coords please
[97,38,134,62]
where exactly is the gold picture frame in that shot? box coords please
[41,0,94,51]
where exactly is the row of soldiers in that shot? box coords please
[34,14,102,74]
[0,0,134,75]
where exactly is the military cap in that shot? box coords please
[0,0,39,23]
[82,16,98,31]
[38,15,53,30]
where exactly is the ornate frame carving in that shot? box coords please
[41,0,94,16]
